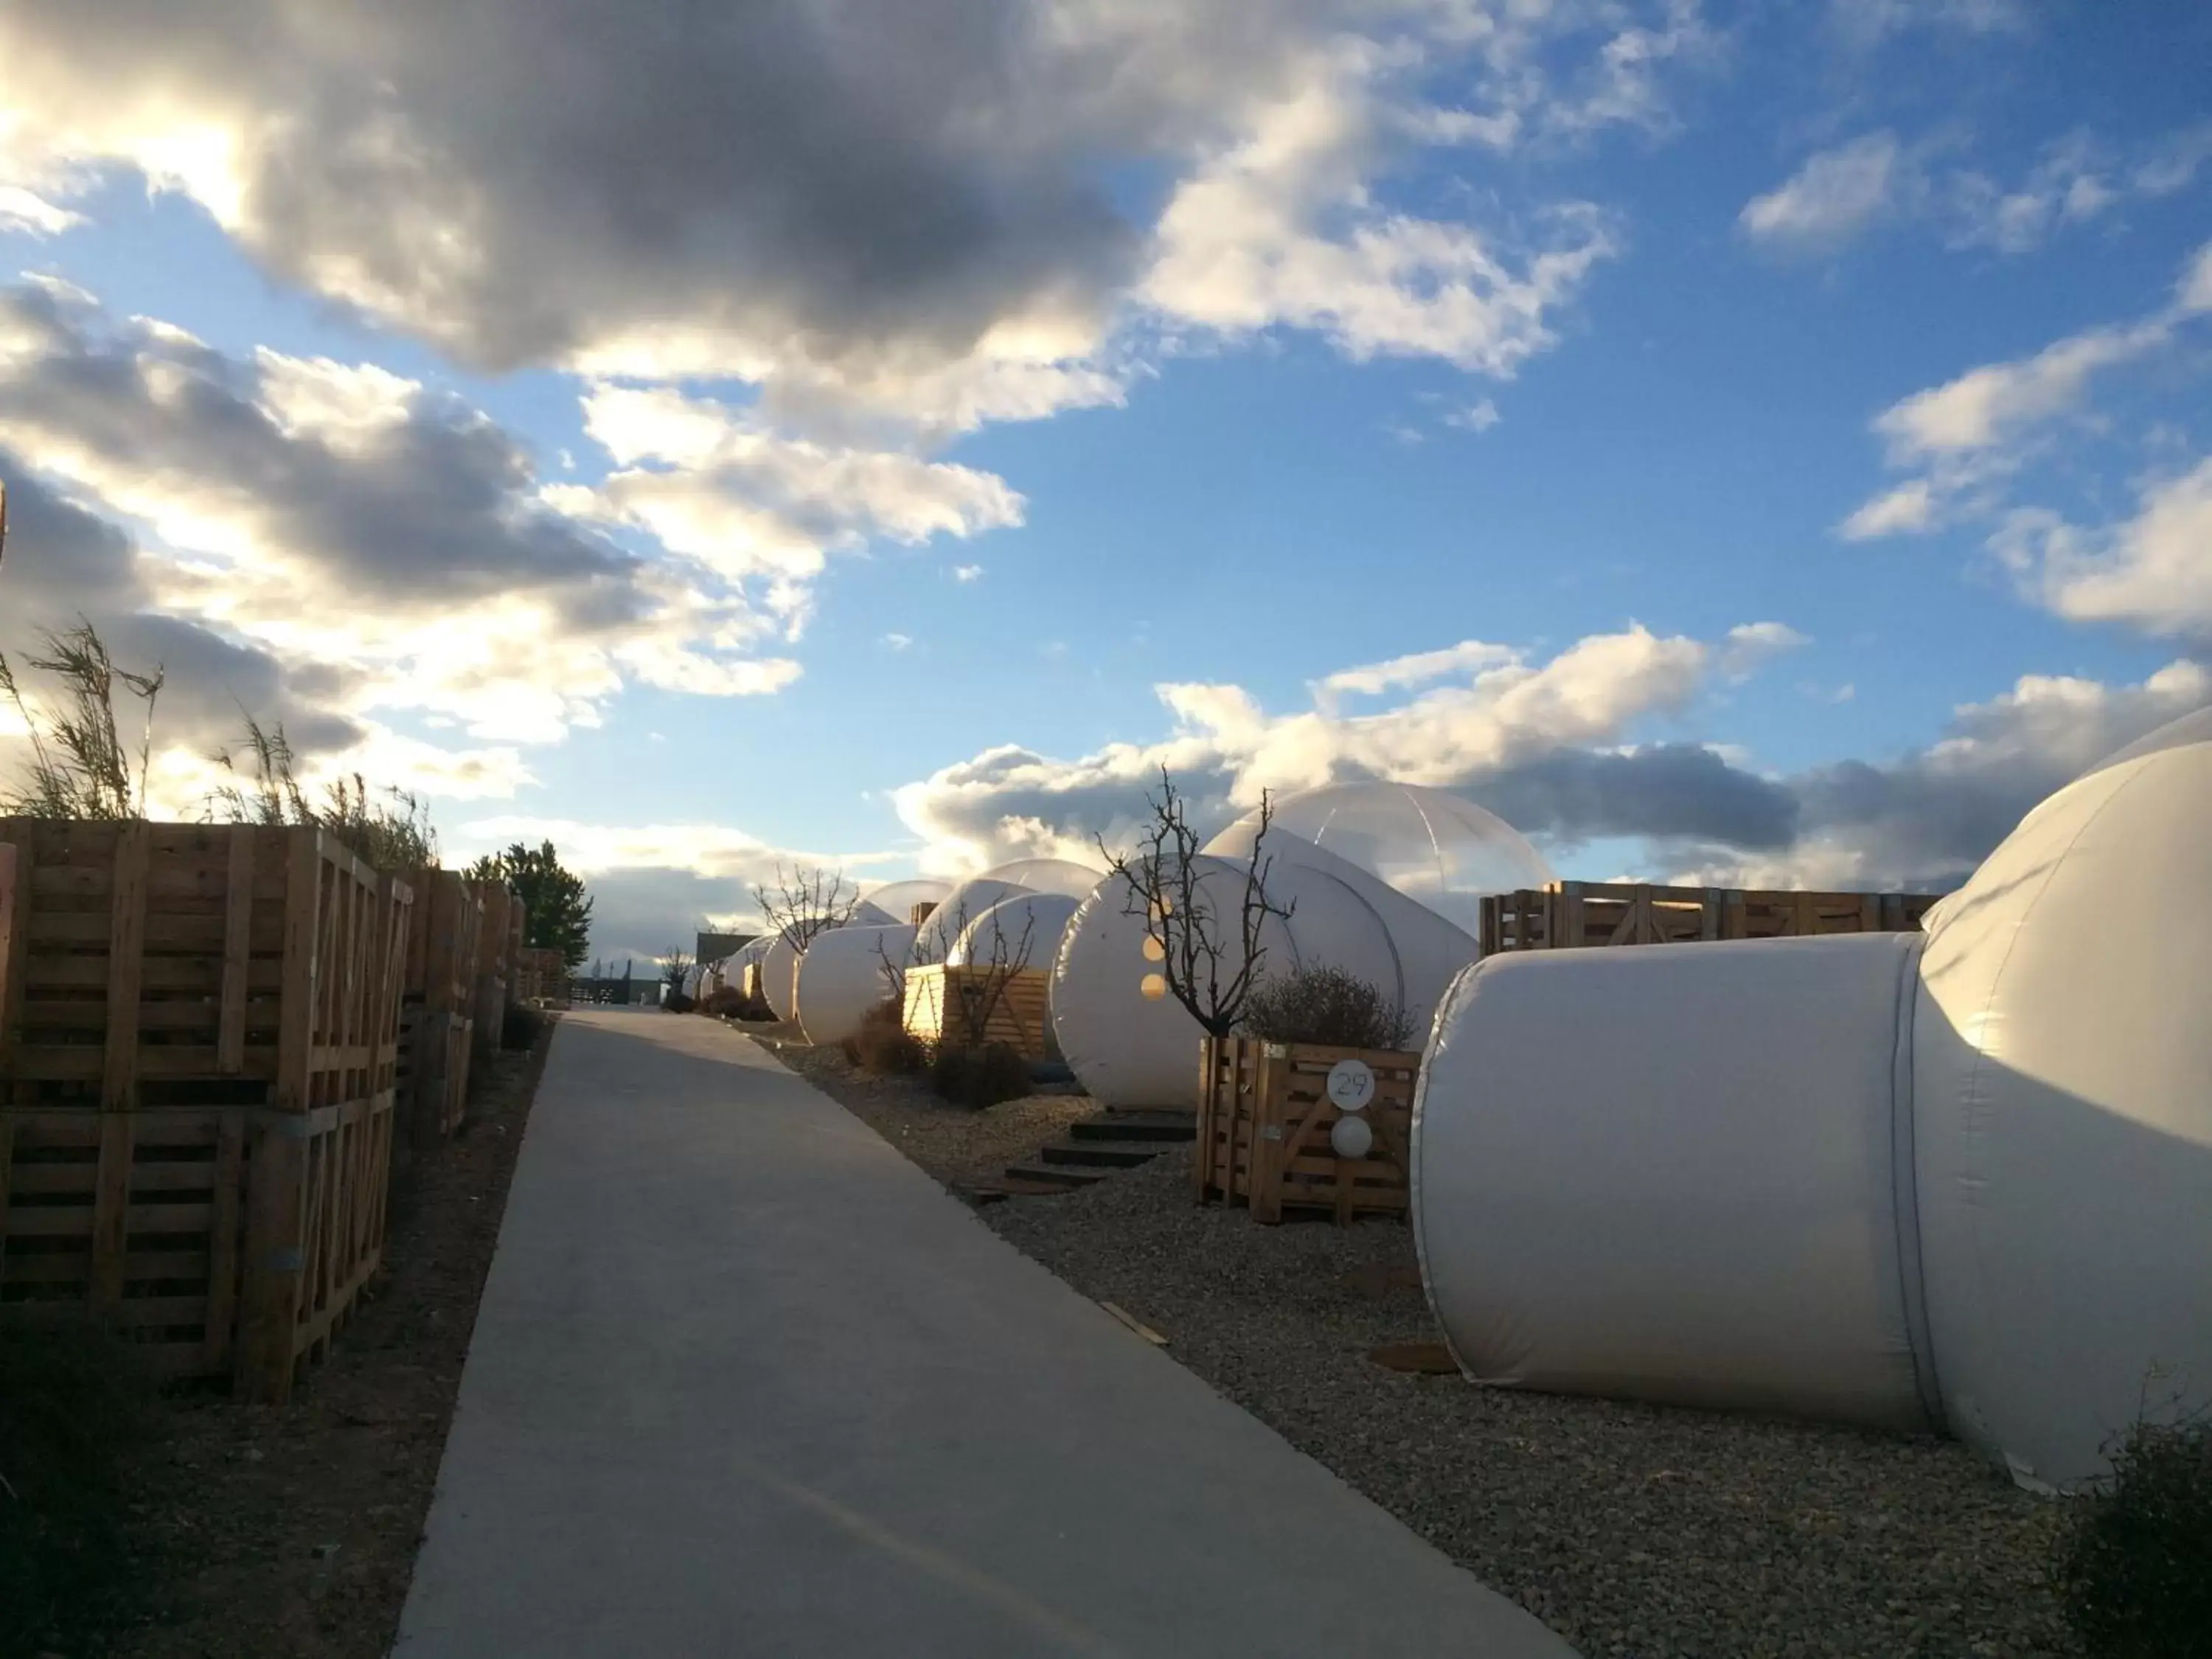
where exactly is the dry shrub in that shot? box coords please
[846,999,925,1075]
[2053,1411,2212,1658]
[1240,964,1413,1049]
[701,984,773,1020]
[929,1041,1031,1109]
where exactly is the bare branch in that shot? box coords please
[1094,768,1291,1037]
[750,861,862,953]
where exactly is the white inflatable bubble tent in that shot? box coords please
[1414,707,2212,1487]
[1052,783,1554,1109]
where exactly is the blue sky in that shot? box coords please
[0,1,2207,959]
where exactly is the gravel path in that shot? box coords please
[984,1159,2080,1659]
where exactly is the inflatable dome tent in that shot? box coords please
[1414,707,2212,1488]
[794,924,915,1046]
[909,858,1103,969]
[1051,782,1553,1109]
[757,877,954,1024]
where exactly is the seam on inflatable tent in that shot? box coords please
[1889,930,1945,1430]
[1411,956,1486,1386]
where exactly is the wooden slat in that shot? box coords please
[1,838,31,1071]
[89,1113,133,1306]
[218,831,256,1072]
[275,830,319,1115]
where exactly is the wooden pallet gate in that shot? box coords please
[0,821,409,1400]
[1195,1037,1419,1224]
[1480,880,1938,955]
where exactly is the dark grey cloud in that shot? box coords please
[0,0,1293,378]
[0,0,1680,394]
[0,283,648,624]
[0,456,362,757]
[897,666,2212,891]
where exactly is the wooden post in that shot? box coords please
[240,829,324,1402]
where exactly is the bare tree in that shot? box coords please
[658,948,693,998]
[872,891,1037,1049]
[751,862,861,953]
[1096,767,1293,1037]
[944,900,1037,1051]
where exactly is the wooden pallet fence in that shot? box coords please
[514,946,569,1006]
[902,964,1054,1058]
[1194,1037,1418,1225]
[1478,880,1940,956]
[398,871,479,1149]
[467,881,511,1065]
[0,821,411,1400]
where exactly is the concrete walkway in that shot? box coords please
[394,1009,1575,1658]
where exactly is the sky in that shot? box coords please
[0,0,2207,963]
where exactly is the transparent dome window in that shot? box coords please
[1203,781,1552,937]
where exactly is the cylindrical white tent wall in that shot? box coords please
[795,924,915,1047]
[760,933,800,1021]
[1412,706,2212,1486]
[1416,933,1937,1431]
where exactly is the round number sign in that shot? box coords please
[1326,1058,1376,1113]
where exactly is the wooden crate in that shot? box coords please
[0,821,411,1399]
[514,946,568,1006]
[1479,880,1939,956]
[399,872,479,1150]
[397,1007,471,1145]
[467,881,512,1065]
[0,821,411,1113]
[1195,1037,1418,1225]
[902,964,1054,1058]
[0,1099,393,1389]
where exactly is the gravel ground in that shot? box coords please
[984,1158,2081,1659]
[758,1028,1095,1186]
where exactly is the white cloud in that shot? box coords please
[1874,321,2163,460]
[952,563,984,582]
[1315,638,1518,700]
[1842,240,2212,543]
[0,282,814,779]
[565,384,1024,599]
[1447,397,1503,433]
[1142,44,1617,378]
[1741,133,1902,250]
[0,185,82,237]
[1840,479,1939,540]
[1720,622,1812,677]
[1829,0,2025,47]
[882,632,914,651]
[1747,123,2210,259]
[1997,459,2212,640]
[894,621,1787,873]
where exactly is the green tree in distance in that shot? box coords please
[468,841,594,970]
